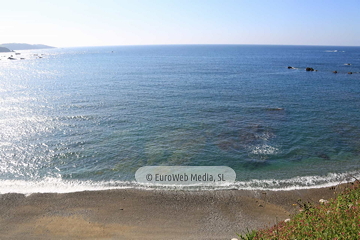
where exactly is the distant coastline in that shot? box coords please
[0,46,12,52]
[0,43,55,61]
[0,43,55,51]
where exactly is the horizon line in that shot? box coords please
[55,43,360,48]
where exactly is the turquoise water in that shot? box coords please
[1,45,360,193]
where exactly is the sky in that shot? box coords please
[0,0,359,48]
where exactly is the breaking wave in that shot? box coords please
[0,171,359,195]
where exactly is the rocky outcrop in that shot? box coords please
[286,65,357,74]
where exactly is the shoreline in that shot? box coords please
[0,182,352,240]
[2,170,358,195]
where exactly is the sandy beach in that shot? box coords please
[0,183,349,240]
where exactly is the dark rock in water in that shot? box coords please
[217,124,275,154]
[348,72,353,74]
[333,71,338,74]
[291,156,303,162]
[217,139,236,151]
[241,132,257,144]
[246,124,271,135]
[306,67,315,71]
[318,153,330,160]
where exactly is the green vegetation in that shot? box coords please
[238,181,360,240]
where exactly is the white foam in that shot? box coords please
[1,171,359,194]
[325,50,345,53]
[228,171,360,191]
[0,178,132,195]
[250,144,279,155]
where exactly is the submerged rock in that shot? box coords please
[318,153,330,160]
[290,156,303,162]
[243,160,270,170]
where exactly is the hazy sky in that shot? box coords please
[1,0,359,47]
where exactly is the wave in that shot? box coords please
[0,178,134,195]
[229,171,360,191]
[250,144,279,155]
[1,171,359,195]
[325,50,345,53]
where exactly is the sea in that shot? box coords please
[1,44,360,194]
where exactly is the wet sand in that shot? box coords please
[0,184,349,240]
